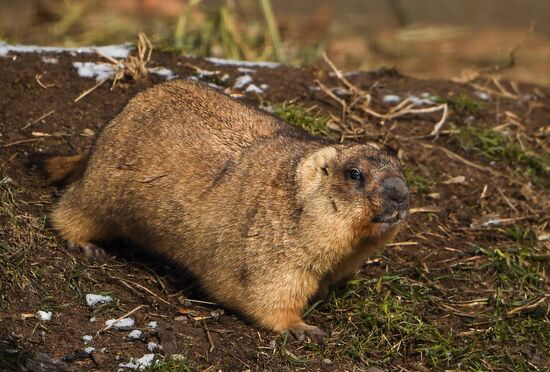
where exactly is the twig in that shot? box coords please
[111,275,174,308]
[203,321,215,352]
[507,296,547,316]
[35,74,55,89]
[22,110,55,130]
[74,78,108,103]
[1,138,44,148]
[96,304,147,336]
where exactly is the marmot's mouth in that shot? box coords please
[372,209,407,225]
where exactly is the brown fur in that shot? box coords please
[44,79,409,338]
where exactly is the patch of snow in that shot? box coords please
[0,42,131,58]
[85,294,113,307]
[475,91,490,101]
[41,56,58,64]
[105,317,135,330]
[36,310,52,321]
[234,74,253,89]
[237,67,256,74]
[146,342,161,352]
[128,330,144,340]
[146,321,157,329]
[149,67,177,80]
[83,335,93,344]
[383,94,401,104]
[119,353,155,370]
[206,57,280,69]
[333,87,349,96]
[73,62,115,81]
[409,93,436,106]
[245,84,264,94]
[84,347,95,354]
[481,218,502,227]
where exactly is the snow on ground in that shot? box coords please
[146,321,157,329]
[73,62,116,81]
[85,294,113,307]
[205,57,279,69]
[105,317,135,330]
[119,353,155,370]
[149,67,178,80]
[0,42,131,58]
[36,310,52,321]
[83,335,93,344]
[127,330,144,340]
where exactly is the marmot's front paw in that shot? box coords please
[287,323,327,343]
[67,241,107,260]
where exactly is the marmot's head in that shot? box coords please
[298,144,409,240]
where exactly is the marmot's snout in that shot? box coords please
[372,177,409,225]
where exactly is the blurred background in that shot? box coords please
[1,0,549,85]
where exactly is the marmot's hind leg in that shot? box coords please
[50,193,113,259]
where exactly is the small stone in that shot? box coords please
[322,358,332,365]
[82,335,93,344]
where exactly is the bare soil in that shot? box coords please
[0,50,549,371]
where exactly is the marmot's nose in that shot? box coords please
[381,177,409,208]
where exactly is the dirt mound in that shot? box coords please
[0,47,548,371]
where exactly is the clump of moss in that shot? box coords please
[436,93,486,116]
[270,101,328,136]
[454,126,550,186]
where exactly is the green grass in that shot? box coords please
[436,94,486,116]
[145,355,195,372]
[268,101,329,136]
[453,125,550,186]
[403,166,433,195]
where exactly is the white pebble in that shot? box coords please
[85,294,113,307]
[84,347,95,354]
[36,310,52,321]
[146,321,157,329]
[128,330,144,340]
[105,317,135,330]
[82,335,93,344]
[90,317,97,322]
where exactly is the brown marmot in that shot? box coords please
[42,79,409,340]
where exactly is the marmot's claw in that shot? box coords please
[67,241,107,260]
[288,324,327,343]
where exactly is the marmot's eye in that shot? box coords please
[347,168,363,182]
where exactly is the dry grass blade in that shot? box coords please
[74,33,153,102]
[319,54,448,137]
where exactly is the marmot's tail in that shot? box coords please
[30,153,89,185]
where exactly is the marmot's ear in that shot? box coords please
[298,146,337,192]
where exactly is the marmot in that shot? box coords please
[42,79,409,340]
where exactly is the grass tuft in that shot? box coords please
[145,355,195,372]
[268,101,329,136]
[404,166,433,195]
[436,94,486,116]
[453,125,550,186]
